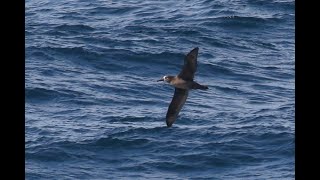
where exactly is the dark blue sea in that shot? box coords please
[25,0,295,179]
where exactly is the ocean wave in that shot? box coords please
[95,137,150,148]
[54,24,95,32]
[26,136,153,160]
[200,16,283,29]
[201,62,277,83]
[88,6,139,16]
[27,50,55,61]
[26,147,76,162]
[25,87,64,102]
[247,0,294,9]
[25,86,93,103]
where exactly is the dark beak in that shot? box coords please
[157,79,164,82]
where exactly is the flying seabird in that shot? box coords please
[157,47,208,127]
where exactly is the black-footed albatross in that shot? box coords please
[157,47,208,127]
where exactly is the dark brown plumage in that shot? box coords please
[166,88,188,127]
[178,47,198,81]
[158,47,208,127]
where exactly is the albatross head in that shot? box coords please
[157,75,174,83]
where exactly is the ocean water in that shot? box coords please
[25,0,295,179]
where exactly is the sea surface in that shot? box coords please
[25,0,295,179]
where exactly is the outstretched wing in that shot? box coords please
[166,88,189,127]
[178,47,199,81]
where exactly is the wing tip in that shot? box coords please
[191,47,199,53]
[187,47,199,58]
[166,117,175,127]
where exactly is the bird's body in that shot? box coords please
[163,75,207,90]
[158,47,208,127]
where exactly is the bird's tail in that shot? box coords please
[192,82,208,90]
[198,85,209,90]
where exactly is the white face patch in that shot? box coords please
[163,76,167,80]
